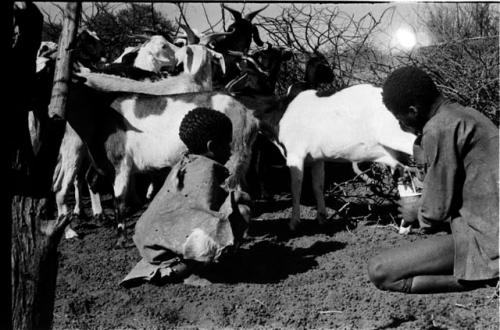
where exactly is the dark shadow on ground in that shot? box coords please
[252,198,291,218]
[247,216,357,241]
[201,239,346,284]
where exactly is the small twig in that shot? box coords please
[337,201,350,214]
[388,213,398,226]
[326,167,372,195]
[201,3,215,32]
[352,214,371,222]
[454,303,470,309]
[371,223,399,231]
[253,298,267,308]
[369,215,383,241]
[318,310,343,314]
[176,3,191,31]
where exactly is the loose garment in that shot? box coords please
[417,97,499,281]
[122,154,244,285]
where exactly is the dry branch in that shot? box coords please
[48,2,81,119]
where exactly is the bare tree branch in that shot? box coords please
[201,3,215,32]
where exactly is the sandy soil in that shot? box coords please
[53,168,499,330]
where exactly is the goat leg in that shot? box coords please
[113,195,127,249]
[112,163,132,249]
[288,157,305,231]
[311,160,328,225]
[88,184,104,218]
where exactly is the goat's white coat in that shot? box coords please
[55,44,239,240]
[115,97,194,170]
[133,35,178,72]
[80,45,225,95]
[109,45,226,173]
[53,36,179,235]
[279,84,416,229]
[110,92,250,200]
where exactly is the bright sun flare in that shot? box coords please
[395,28,417,50]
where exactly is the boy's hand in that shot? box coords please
[397,196,420,224]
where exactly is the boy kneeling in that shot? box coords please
[368,67,498,294]
[122,107,251,287]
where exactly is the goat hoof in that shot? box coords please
[316,213,329,226]
[288,219,301,231]
[259,190,273,201]
[93,213,110,227]
[64,226,80,240]
[242,231,250,240]
[72,212,90,221]
[114,237,127,249]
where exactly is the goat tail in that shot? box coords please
[52,153,63,192]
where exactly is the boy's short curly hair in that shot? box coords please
[179,107,233,154]
[382,66,440,115]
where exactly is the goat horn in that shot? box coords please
[199,29,235,46]
[222,5,242,21]
[141,28,157,35]
[244,5,269,21]
[128,34,150,41]
[227,50,270,76]
[243,57,270,76]
[179,23,200,45]
[227,50,246,58]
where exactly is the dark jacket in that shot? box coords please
[418,97,499,280]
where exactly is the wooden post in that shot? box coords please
[48,2,82,119]
[3,2,13,329]
[12,197,71,330]
[10,2,77,330]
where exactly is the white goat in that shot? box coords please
[59,44,225,243]
[278,84,416,230]
[81,44,225,95]
[118,35,178,72]
[29,31,105,239]
[63,91,259,247]
[174,27,203,47]
[54,36,180,238]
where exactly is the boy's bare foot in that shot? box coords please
[183,274,211,287]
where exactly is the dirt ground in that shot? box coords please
[53,167,499,330]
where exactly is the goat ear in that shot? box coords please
[408,105,419,117]
[244,5,269,21]
[252,25,264,47]
[223,5,242,21]
[208,49,226,75]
